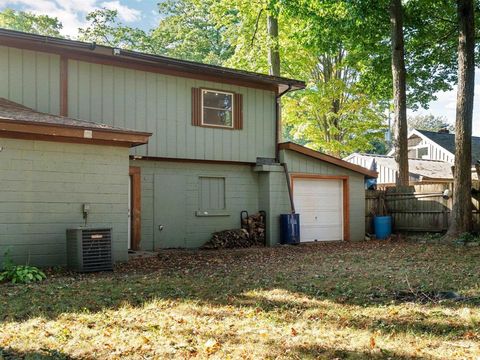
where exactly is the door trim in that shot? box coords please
[290,174,350,241]
[129,166,142,250]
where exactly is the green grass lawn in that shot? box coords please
[1,241,479,359]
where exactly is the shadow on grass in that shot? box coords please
[1,242,479,342]
[0,347,73,360]
[1,273,476,344]
[288,344,427,359]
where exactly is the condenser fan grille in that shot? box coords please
[67,228,113,272]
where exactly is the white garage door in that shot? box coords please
[293,178,344,242]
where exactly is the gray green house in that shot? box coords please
[0,28,377,266]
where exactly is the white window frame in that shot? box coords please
[201,89,235,129]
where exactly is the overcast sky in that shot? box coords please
[1,0,479,135]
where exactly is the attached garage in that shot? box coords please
[278,142,377,242]
[292,176,346,242]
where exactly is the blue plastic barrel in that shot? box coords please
[374,215,392,240]
[280,213,300,244]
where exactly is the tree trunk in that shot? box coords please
[267,15,280,77]
[268,13,282,146]
[390,0,409,186]
[448,0,475,236]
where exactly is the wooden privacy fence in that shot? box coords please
[366,183,480,233]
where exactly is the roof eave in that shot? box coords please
[0,119,151,147]
[0,28,306,92]
[279,142,378,178]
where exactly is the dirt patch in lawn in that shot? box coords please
[1,241,479,359]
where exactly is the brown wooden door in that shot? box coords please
[129,166,141,250]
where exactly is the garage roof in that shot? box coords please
[0,98,151,147]
[279,142,378,178]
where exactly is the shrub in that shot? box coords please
[455,232,480,245]
[0,250,46,284]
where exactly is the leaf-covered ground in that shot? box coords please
[0,241,479,359]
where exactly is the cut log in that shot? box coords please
[202,229,251,249]
[241,212,266,246]
[202,212,266,249]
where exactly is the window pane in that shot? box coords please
[203,91,232,110]
[203,108,233,127]
[417,147,428,158]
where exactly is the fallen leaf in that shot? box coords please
[291,328,298,336]
[204,338,220,354]
[141,335,150,344]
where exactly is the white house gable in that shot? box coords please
[387,129,455,163]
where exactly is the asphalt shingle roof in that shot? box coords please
[348,153,453,180]
[0,97,146,134]
[417,129,480,165]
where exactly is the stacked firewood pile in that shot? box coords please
[241,212,265,245]
[202,212,266,249]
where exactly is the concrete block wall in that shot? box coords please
[0,138,130,266]
[132,159,260,249]
[256,165,291,246]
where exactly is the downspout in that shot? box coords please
[275,84,299,213]
[281,162,295,213]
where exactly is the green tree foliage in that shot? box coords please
[283,0,461,108]
[78,9,154,52]
[78,2,233,65]
[1,2,467,158]
[0,8,63,37]
[152,0,234,64]
[407,114,454,132]
[282,50,386,156]
[213,0,387,156]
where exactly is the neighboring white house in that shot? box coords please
[387,129,480,164]
[344,153,453,185]
[345,129,480,185]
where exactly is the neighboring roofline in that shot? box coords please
[345,152,452,163]
[345,153,453,180]
[0,28,306,93]
[420,176,453,181]
[387,129,456,158]
[0,119,151,147]
[279,142,378,178]
[411,129,455,158]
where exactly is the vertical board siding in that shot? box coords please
[68,60,276,162]
[279,149,366,241]
[0,46,60,115]
[0,138,130,267]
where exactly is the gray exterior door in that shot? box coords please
[154,174,186,248]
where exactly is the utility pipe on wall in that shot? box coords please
[281,162,295,213]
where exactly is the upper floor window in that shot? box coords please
[202,90,234,128]
[191,88,243,130]
[417,147,428,158]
